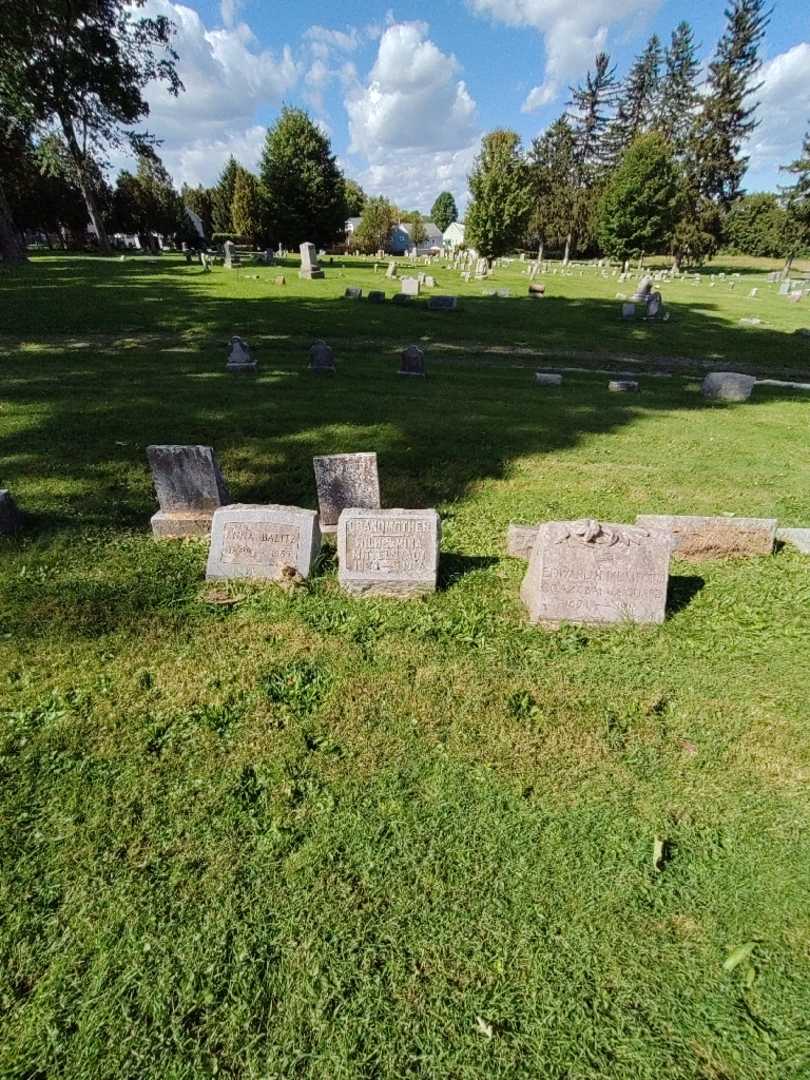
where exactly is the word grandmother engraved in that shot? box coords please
[346,517,430,575]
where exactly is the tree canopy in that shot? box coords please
[431,192,458,233]
[466,130,531,260]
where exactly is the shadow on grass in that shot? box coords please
[666,575,706,616]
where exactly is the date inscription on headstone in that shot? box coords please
[338,508,440,597]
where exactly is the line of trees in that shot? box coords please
[466,0,809,269]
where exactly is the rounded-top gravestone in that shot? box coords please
[701,372,756,402]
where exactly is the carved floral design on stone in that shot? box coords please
[550,519,650,548]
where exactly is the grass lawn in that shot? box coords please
[1,253,809,1078]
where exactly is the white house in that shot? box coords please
[443,221,465,249]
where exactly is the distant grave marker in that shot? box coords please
[309,340,336,374]
[399,344,426,377]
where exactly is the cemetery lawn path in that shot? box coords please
[1,253,809,1079]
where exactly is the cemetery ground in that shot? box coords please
[1,252,809,1078]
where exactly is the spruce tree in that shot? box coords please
[430,191,458,232]
[690,0,770,207]
[607,36,662,160]
[527,116,578,256]
[568,53,620,179]
[658,22,701,158]
[212,156,240,236]
[779,128,810,274]
[465,130,532,261]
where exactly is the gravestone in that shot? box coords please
[622,302,636,319]
[520,519,671,626]
[299,242,324,280]
[749,287,758,297]
[635,514,777,557]
[0,489,22,534]
[273,275,286,286]
[529,283,545,296]
[496,288,511,298]
[392,293,411,305]
[368,290,385,303]
[223,240,238,269]
[535,372,562,386]
[337,508,441,597]
[147,444,230,539]
[399,345,426,377]
[701,372,756,401]
[400,276,420,297]
[312,452,381,534]
[309,340,336,374]
[424,275,435,289]
[226,335,256,373]
[206,504,321,581]
[344,287,362,300]
[386,261,397,279]
[646,293,663,319]
[777,528,810,554]
[608,380,639,392]
[631,276,654,302]
[427,295,458,312]
[506,522,540,559]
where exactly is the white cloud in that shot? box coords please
[119,1,299,186]
[343,21,481,210]
[467,0,659,111]
[745,43,810,188]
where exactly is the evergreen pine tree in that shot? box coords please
[231,167,262,247]
[212,156,240,235]
[527,116,578,256]
[778,128,810,274]
[607,36,662,160]
[690,0,770,206]
[658,22,701,158]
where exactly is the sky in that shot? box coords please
[127,0,810,212]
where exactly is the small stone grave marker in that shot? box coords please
[0,489,22,534]
[344,287,362,300]
[400,345,426,377]
[777,528,810,554]
[535,372,562,386]
[529,283,545,296]
[273,275,286,286]
[299,242,324,280]
[520,519,671,626]
[147,444,230,539]
[701,372,755,401]
[608,380,639,392]
[368,290,385,303]
[427,295,458,311]
[622,302,636,319]
[392,294,411,305]
[337,508,441,597]
[401,277,420,297]
[226,335,256,373]
[635,514,776,558]
[309,340,336,374]
[207,504,321,581]
[506,522,540,559]
[386,262,397,279]
[312,452,380,534]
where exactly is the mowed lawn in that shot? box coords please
[1,254,809,1079]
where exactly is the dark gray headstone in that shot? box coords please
[226,335,256,373]
[608,380,639,392]
[313,452,380,532]
[701,372,755,401]
[0,489,22,534]
[427,295,458,312]
[146,445,230,539]
[344,287,362,300]
[310,340,336,374]
[399,345,426,377]
[368,291,385,303]
[392,294,411,305]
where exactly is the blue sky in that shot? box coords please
[134,0,810,211]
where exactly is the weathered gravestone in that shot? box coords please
[506,522,541,559]
[344,287,362,300]
[399,345,426,377]
[298,242,324,280]
[226,335,256,373]
[622,302,637,319]
[223,240,239,269]
[427,295,458,312]
[312,452,380,534]
[0,489,22,534]
[392,293,411,305]
[207,504,321,581]
[608,379,639,393]
[529,283,545,296]
[385,261,397,279]
[535,372,562,386]
[337,508,441,598]
[631,276,654,302]
[310,340,336,374]
[400,277,420,297]
[147,444,230,539]
[520,519,671,626]
[646,292,663,319]
[701,372,756,401]
[777,528,810,554]
[368,290,385,303]
[635,514,777,558]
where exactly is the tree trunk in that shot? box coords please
[537,239,544,265]
[59,114,111,254]
[0,182,27,264]
[782,255,794,278]
[562,233,571,266]
[637,251,645,270]
[671,253,681,273]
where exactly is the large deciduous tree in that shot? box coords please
[260,107,347,248]
[690,0,769,208]
[110,148,183,238]
[465,130,531,261]
[343,179,366,217]
[352,196,396,253]
[596,133,682,262]
[431,191,458,233]
[723,193,787,257]
[0,0,182,255]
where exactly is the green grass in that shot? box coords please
[1,253,809,1078]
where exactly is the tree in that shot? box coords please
[658,22,701,158]
[779,128,810,274]
[211,157,240,235]
[670,197,721,269]
[352,196,396,253]
[260,107,347,248]
[690,0,769,207]
[110,149,183,238]
[0,1,182,254]
[406,211,428,247]
[596,133,682,261]
[465,130,532,261]
[343,179,366,217]
[527,117,578,256]
[181,184,214,239]
[723,193,787,256]
[607,36,662,160]
[431,191,458,233]
[231,167,262,247]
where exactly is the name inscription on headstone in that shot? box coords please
[338,508,440,597]
[207,504,321,581]
[221,523,300,566]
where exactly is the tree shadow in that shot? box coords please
[438,554,501,589]
[666,575,705,616]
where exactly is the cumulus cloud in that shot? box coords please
[119,0,299,185]
[745,43,810,187]
[467,0,659,111]
[342,21,481,209]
